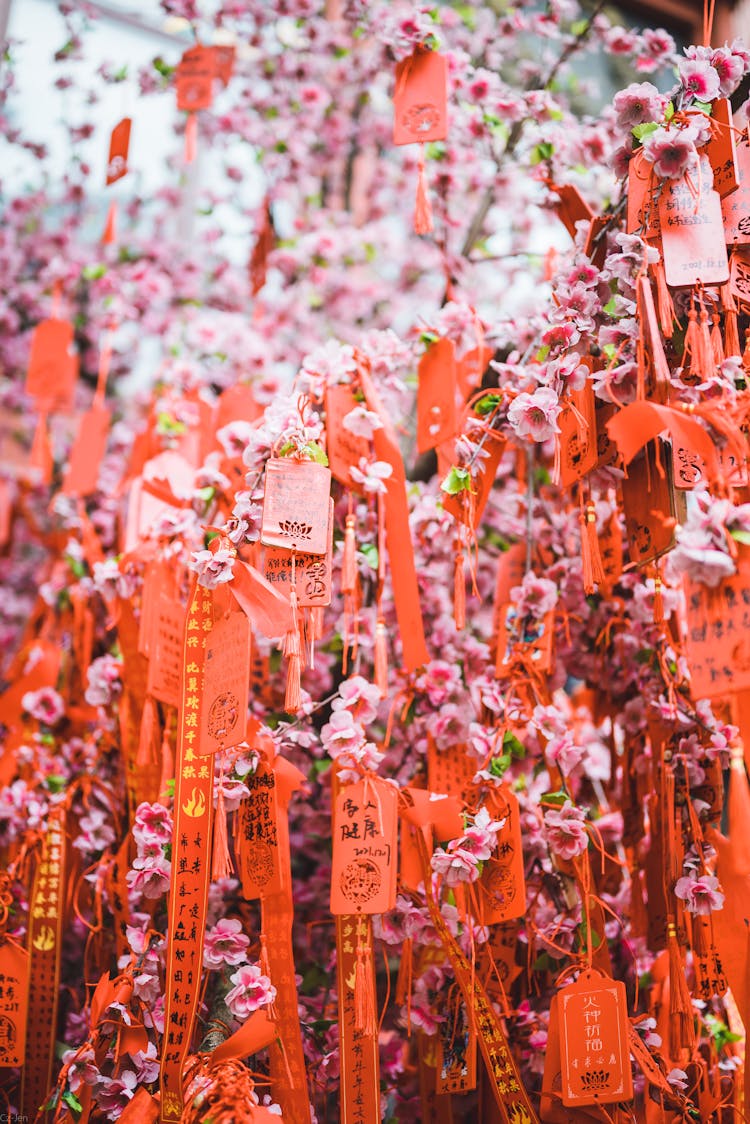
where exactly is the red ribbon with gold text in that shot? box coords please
[21,805,67,1120]
[159,582,215,1122]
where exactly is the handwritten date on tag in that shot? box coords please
[558,970,633,1108]
[331,779,397,915]
[659,157,729,288]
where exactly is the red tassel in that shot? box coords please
[211,784,233,881]
[698,301,713,374]
[374,617,388,698]
[453,547,466,630]
[653,575,664,624]
[580,501,604,594]
[342,513,357,593]
[283,586,302,713]
[136,695,159,767]
[101,200,117,246]
[667,921,695,1054]
[354,939,377,1035]
[682,304,700,378]
[184,112,198,164]
[30,411,53,485]
[414,148,433,235]
[721,282,741,357]
[652,258,675,338]
[711,313,725,365]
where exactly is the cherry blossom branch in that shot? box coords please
[460,0,608,260]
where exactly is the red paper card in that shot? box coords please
[479,787,526,924]
[236,760,286,899]
[684,553,750,699]
[62,401,110,496]
[146,596,184,708]
[706,98,739,198]
[393,48,447,146]
[722,130,750,245]
[105,117,131,185]
[325,383,370,491]
[557,382,597,486]
[260,458,331,554]
[262,500,333,607]
[427,740,476,806]
[0,939,29,1066]
[621,442,684,567]
[330,779,398,915]
[176,45,215,111]
[730,247,750,306]
[417,338,457,454]
[211,44,235,87]
[198,612,250,755]
[553,183,593,240]
[557,970,632,1108]
[659,157,729,287]
[26,319,77,406]
[626,150,659,236]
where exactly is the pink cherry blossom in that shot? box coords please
[543,800,589,861]
[349,457,393,494]
[431,845,481,885]
[507,386,561,442]
[189,546,236,589]
[21,687,65,726]
[641,125,698,180]
[677,58,721,102]
[225,963,277,1020]
[613,82,665,129]
[674,872,725,915]
[203,918,250,969]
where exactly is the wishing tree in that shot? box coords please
[3,0,750,1120]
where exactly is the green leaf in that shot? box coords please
[570,17,589,36]
[535,344,550,362]
[664,101,675,121]
[502,731,525,759]
[360,543,378,570]
[440,466,472,495]
[82,263,106,280]
[731,529,750,545]
[304,441,329,466]
[153,57,174,79]
[631,121,659,142]
[475,393,502,417]
[165,779,175,799]
[62,1091,83,1115]
[420,330,439,346]
[540,790,567,807]
[693,99,712,115]
[46,775,66,794]
[530,141,554,165]
[488,753,511,778]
